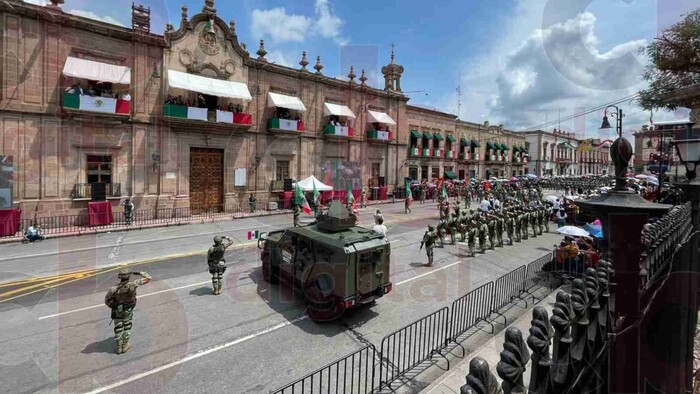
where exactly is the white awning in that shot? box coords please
[367,110,396,125]
[62,57,131,85]
[267,92,306,112]
[323,103,356,119]
[295,175,333,191]
[167,70,252,101]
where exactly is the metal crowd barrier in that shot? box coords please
[270,345,380,394]
[449,282,495,356]
[378,307,451,389]
[490,265,527,325]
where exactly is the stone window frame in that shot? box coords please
[72,146,123,199]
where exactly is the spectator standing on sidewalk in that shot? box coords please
[373,217,387,238]
[556,209,567,228]
[248,194,257,213]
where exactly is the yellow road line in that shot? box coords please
[0,276,78,299]
[0,269,96,288]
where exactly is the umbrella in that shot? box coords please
[647,177,659,186]
[545,195,558,203]
[583,223,603,238]
[635,174,649,179]
[557,226,590,237]
[525,174,538,179]
[511,177,518,181]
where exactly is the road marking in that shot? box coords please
[395,261,462,286]
[38,280,212,320]
[85,315,309,394]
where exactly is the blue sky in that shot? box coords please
[26,0,698,139]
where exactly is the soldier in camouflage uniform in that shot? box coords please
[448,212,458,245]
[513,209,522,242]
[487,215,497,250]
[293,204,301,227]
[464,187,471,208]
[529,207,538,238]
[520,210,529,240]
[104,268,152,354]
[467,220,478,257]
[420,225,437,267]
[495,213,504,247]
[419,185,426,204]
[477,217,488,253]
[207,235,233,295]
[436,217,448,248]
[537,206,545,235]
[505,212,515,245]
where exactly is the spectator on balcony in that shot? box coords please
[227,102,235,112]
[22,223,45,244]
[85,86,96,97]
[197,95,206,108]
[295,114,301,121]
[176,95,185,105]
[235,104,243,113]
[184,99,191,107]
[66,83,84,95]
[121,91,131,101]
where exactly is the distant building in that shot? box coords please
[521,129,611,177]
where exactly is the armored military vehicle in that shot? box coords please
[259,200,392,321]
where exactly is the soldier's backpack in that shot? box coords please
[104,282,137,309]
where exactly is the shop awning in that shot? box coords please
[558,141,575,149]
[167,70,252,100]
[486,142,495,150]
[471,139,481,148]
[410,130,422,139]
[501,143,509,151]
[444,171,458,180]
[267,92,306,111]
[62,56,131,84]
[433,133,443,141]
[367,110,396,125]
[323,102,356,118]
[446,134,456,142]
[422,132,432,139]
[460,138,469,146]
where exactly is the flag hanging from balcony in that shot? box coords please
[294,183,311,214]
[405,179,412,201]
[64,93,130,114]
[163,104,208,121]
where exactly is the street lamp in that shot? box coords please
[600,105,623,135]
[673,138,700,180]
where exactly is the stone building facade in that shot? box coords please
[522,129,612,177]
[0,0,526,217]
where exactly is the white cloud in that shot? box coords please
[251,8,311,43]
[251,0,347,45]
[23,0,49,5]
[266,50,294,68]
[67,9,125,27]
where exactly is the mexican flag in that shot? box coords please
[442,184,448,199]
[313,181,320,204]
[346,182,354,204]
[405,179,413,201]
[294,183,311,214]
[163,103,208,121]
[247,230,263,240]
[64,93,130,114]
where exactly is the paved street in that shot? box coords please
[0,201,560,393]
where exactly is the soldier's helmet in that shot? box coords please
[428,225,435,231]
[214,236,223,245]
[118,268,132,281]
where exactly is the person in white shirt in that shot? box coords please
[479,198,491,213]
[372,217,387,238]
[493,198,501,211]
[374,209,384,224]
[121,92,131,101]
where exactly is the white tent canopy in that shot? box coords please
[367,110,396,125]
[62,57,131,85]
[295,175,333,191]
[267,92,306,112]
[323,103,356,119]
[167,70,252,101]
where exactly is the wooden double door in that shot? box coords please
[190,147,224,213]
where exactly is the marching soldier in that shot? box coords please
[464,187,472,209]
[207,235,233,295]
[104,268,152,354]
[537,206,545,235]
[448,212,459,245]
[467,220,478,257]
[530,207,538,238]
[520,209,529,240]
[436,217,448,248]
[419,185,426,204]
[293,203,301,227]
[514,209,522,242]
[487,215,497,250]
[405,192,412,214]
[420,225,438,267]
[477,217,488,253]
[506,212,515,245]
[495,213,505,247]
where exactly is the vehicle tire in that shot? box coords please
[261,260,279,284]
[304,280,345,322]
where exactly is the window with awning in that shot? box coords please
[63,57,131,84]
[444,171,458,180]
[323,102,356,118]
[558,141,575,149]
[446,135,456,142]
[167,70,252,100]
[460,138,469,146]
[367,110,396,125]
[486,142,495,150]
[410,130,422,139]
[267,92,306,111]
[433,133,443,141]
[471,139,481,148]
[422,132,432,139]
[501,144,509,151]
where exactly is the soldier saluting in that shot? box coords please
[420,225,437,267]
[208,235,233,295]
[104,268,152,354]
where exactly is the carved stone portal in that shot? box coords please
[198,18,220,56]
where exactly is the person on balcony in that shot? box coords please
[235,104,243,113]
[227,102,234,112]
[295,114,301,121]
[65,83,84,95]
[121,91,131,101]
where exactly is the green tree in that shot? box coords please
[638,8,700,111]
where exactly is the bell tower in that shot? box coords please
[381,44,404,93]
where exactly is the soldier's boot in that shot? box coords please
[426,257,433,267]
[217,281,224,295]
[469,245,474,257]
[121,339,131,354]
[212,279,217,294]
[115,339,123,354]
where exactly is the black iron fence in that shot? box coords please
[270,252,560,393]
[71,183,122,199]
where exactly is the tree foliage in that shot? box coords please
[638,8,700,110]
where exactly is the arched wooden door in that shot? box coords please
[189,147,224,213]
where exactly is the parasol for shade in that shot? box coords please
[557,226,590,237]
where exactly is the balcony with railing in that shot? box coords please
[366,130,393,142]
[268,118,304,133]
[445,150,456,159]
[71,183,122,200]
[409,147,421,157]
[432,149,443,158]
[163,104,253,130]
[63,93,131,119]
[269,179,285,192]
[324,124,355,138]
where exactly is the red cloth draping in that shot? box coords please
[297,121,305,131]
[379,186,388,200]
[88,201,113,226]
[115,99,130,114]
[348,127,355,137]
[234,113,253,125]
[0,208,21,237]
[280,191,293,209]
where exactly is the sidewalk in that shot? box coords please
[422,291,558,393]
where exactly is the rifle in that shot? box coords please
[419,231,428,251]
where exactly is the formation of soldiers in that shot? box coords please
[421,192,552,267]
[538,176,610,193]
